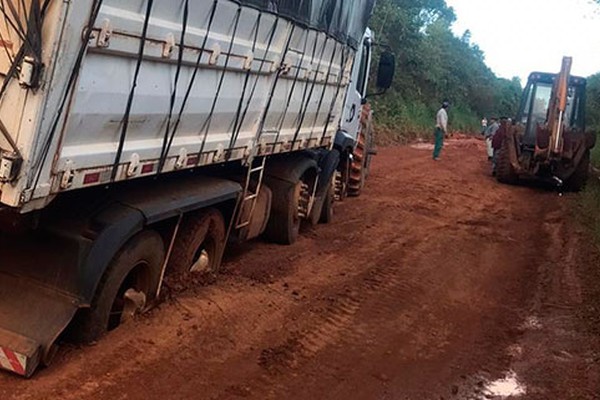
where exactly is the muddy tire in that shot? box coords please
[319,179,335,224]
[168,208,226,276]
[495,137,518,184]
[348,104,373,197]
[335,160,349,201]
[264,180,302,245]
[72,231,165,343]
[565,149,590,192]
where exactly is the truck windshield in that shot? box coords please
[528,82,579,127]
[523,81,580,143]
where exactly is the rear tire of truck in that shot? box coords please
[264,180,303,245]
[168,208,226,277]
[348,103,373,197]
[72,230,165,343]
[495,137,518,184]
[565,149,590,192]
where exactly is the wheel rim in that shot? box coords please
[189,234,217,274]
[190,248,211,273]
[108,261,151,331]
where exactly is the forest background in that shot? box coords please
[369,0,600,140]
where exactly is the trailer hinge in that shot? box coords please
[0,152,22,182]
[19,56,41,89]
[60,161,75,189]
[175,148,188,170]
[209,43,221,65]
[162,33,175,59]
[97,19,112,48]
[127,153,140,177]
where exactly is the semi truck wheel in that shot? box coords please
[319,178,335,224]
[168,208,226,276]
[565,149,590,192]
[73,230,165,343]
[335,161,349,201]
[348,103,373,197]
[495,138,518,184]
[264,180,303,245]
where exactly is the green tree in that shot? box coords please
[369,0,521,138]
[587,73,600,133]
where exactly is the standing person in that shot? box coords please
[484,117,499,161]
[433,100,449,161]
[480,117,488,135]
[491,117,508,175]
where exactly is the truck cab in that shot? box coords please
[339,28,373,147]
[334,29,394,197]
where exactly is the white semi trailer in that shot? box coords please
[0,0,393,376]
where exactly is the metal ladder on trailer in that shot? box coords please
[235,155,267,230]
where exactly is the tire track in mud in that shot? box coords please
[240,236,427,399]
[245,159,516,397]
[248,232,440,385]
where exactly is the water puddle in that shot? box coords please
[410,143,434,150]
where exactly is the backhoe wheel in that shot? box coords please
[348,103,374,197]
[264,179,305,245]
[565,149,590,192]
[73,230,165,343]
[495,137,518,184]
[168,208,226,277]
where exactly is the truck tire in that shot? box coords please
[565,149,590,192]
[348,103,373,197]
[168,208,226,277]
[335,159,349,201]
[264,180,303,245]
[72,230,165,343]
[495,137,518,184]
[319,179,335,224]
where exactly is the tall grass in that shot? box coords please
[579,134,600,239]
[371,96,481,144]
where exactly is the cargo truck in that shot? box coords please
[0,0,393,376]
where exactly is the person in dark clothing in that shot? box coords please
[491,118,509,175]
[484,117,499,161]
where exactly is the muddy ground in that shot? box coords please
[2,137,600,399]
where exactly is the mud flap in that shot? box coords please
[0,272,79,377]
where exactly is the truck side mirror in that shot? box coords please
[376,51,395,90]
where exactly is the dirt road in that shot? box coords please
[2,137,599,399]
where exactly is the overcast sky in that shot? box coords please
[445,0,600,85]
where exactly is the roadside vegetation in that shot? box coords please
[580,72,600,233]
[368,0,521,141]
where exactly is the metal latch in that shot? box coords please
[0,152,22,182]
[60,161,75,189]
[162,33,175,59]
[209,43,221,65]
[97,19,112,48]
[19,57,37,88]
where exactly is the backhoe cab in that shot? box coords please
[496,57,595,190]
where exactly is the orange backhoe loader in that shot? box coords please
[495,57,596,190]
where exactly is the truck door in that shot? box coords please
[340,35,372,144]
